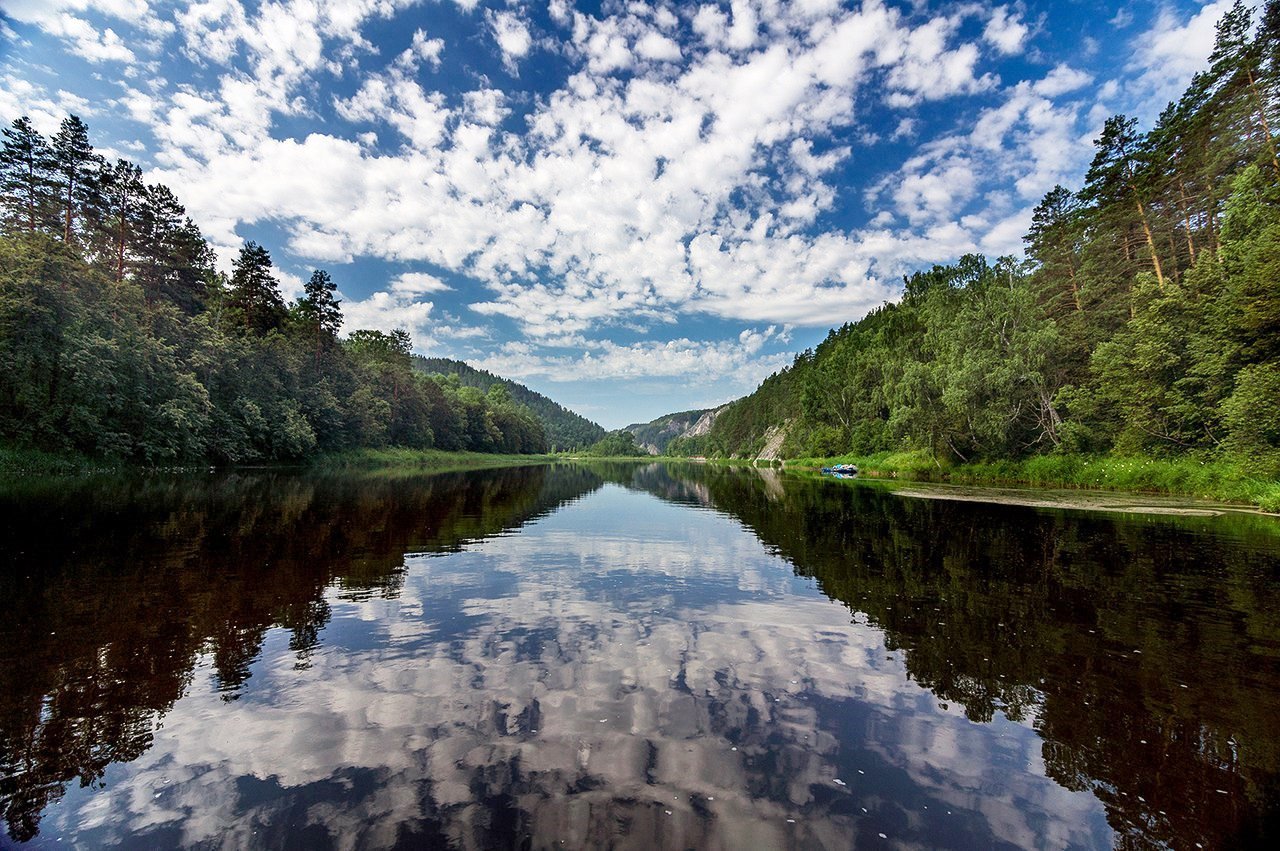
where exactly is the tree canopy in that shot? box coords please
[670,1,1280,477]
[0,117,549,463]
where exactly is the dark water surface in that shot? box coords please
[2,462,1279,850]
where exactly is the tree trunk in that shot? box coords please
[1133,195,1166,290]
[1039,391,1062,447]
[1066,257,1082,312]
[1245,67,1280,179]
[1176,176,1196,263]
[63,177,74,242]
[117,214,126,282]
[25,162,37,233]
[1207,191,1220,255]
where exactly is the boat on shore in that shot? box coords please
[821,463,859,478]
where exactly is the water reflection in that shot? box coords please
[1,463,1278,848]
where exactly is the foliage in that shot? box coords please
[669,1,1280,495]
[412,356,604,450]
[797,450,1280,512]
[581,430,648,457]
[0,119,549,465]
[309,447,555,474]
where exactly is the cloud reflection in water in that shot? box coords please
[42,484,1110,850]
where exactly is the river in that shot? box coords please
[1,462,1277,849]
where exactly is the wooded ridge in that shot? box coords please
[412,357,605,451]
[0,120,556,463]
[667,0,1280,489]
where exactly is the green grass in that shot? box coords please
[310,447,554,474]
[787,450,1280,512]
[0,444,554,479]
[560,454,653,460]
[0,445,121,476]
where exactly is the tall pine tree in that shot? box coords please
[297,269,342,364]
[49,116,102,245]
[0,117,57,235]
[227,241,284,334]
[98,160,144,283]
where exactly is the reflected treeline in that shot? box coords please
[4,462,1280,848]
[0,465,602,842]
[617,463,1280,850]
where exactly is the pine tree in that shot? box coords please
[1081,115,1167,290]
[1257,0,1280,171]
[297,269,342,364]
[1026,185,1083,315]
[0,117,57,235]
[227,241,285,334]
[98,159,144,282]
[136,184,212,312]
[1208,0,1279,178]
[49,115,103,244]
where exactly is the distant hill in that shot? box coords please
[413,357,605,451]
[624,408,725,455]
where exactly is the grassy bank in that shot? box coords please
[0,445,124,476]
[0,444,553,479]
[787,450,1280,513]
[310,447,554,474]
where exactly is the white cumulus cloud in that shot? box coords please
[488,9,532,72]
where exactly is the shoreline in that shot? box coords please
[0,445,556,480]
[832,477,1279,518]
[779,451,1280,514]
[6,442,1278,518]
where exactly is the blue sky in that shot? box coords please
[0,0,1238,428]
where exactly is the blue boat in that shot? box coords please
[821,463,858,477]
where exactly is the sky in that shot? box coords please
[0,0,1240,428]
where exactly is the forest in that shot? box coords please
[0,120,550,464]
[670,0,1280,485]
[412,357,605,451]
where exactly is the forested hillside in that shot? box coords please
[0,119,548,463]
[413,357,604,450]
[671,0,1280,482]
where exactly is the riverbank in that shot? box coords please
[0,445,554,479]
[311,448,554,474]
[785,450,1280,513]
[0,446,119,477]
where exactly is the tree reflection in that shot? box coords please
[1,463,1278,848]
[0,466,602,841]
[617,464,1280,849]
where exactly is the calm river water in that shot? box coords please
[2,462,1278,849]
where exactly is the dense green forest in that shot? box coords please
[413,357,604,451]
[0,120,550,464]
[580,429,648,457]
[4,1,1278,477]
[671,0,1280,483]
